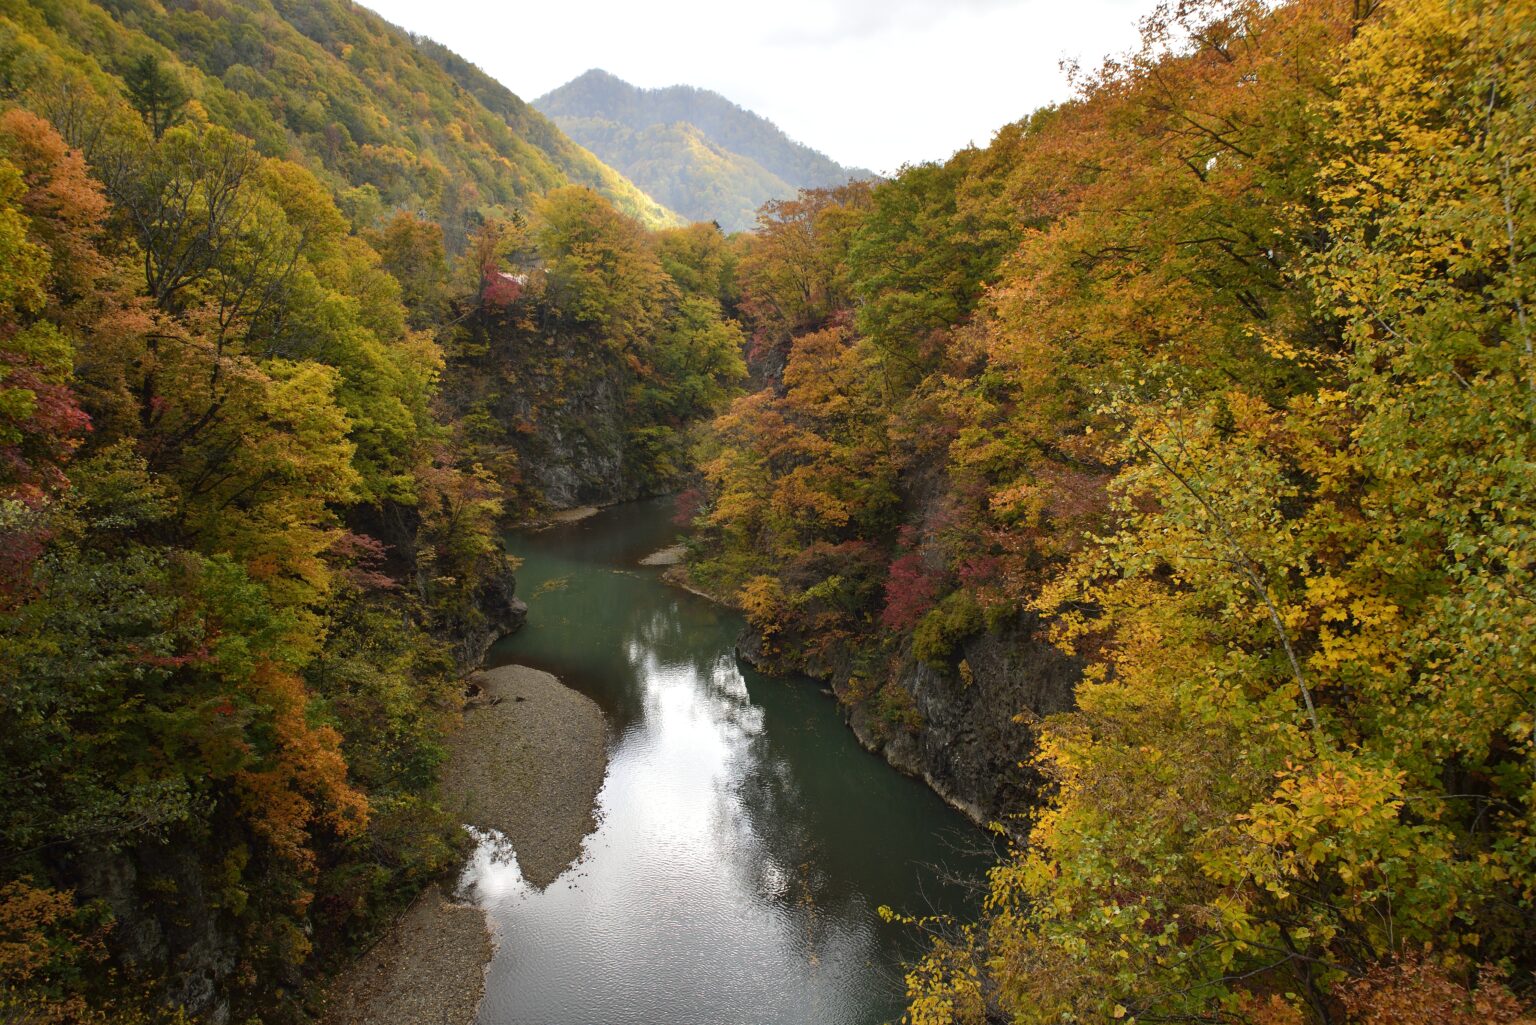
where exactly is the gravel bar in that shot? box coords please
[321,665,608,1024]
[442,664,609,888]
[318,886,491,1025]
[639,543,686,566]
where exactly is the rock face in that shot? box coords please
[739,613,1079,831]
[77,845,240,1025]
[497,353,649,509]
[445,300,682,515]
[459,566,529,668]
[850,620,1078,829]
[345,500,527,668]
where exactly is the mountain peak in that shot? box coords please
[535,71,871,231]
[569,68,625,86]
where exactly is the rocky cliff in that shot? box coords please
[77,845,240,1024]
[493,346,653,510]
[445,300,673,515]
[738,612,1078,832]
[347,500,528,668]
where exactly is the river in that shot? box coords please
[461,497,992,1025]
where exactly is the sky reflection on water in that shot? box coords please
[463,499,990,1025]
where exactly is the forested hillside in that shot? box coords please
[549,116,793,234]
[683,0,1536,1020]
[536,68,869,231]
[0,2,740,1022]
[0,0,680,235]
[2,0,1533,1021]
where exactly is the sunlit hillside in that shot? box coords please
[1,0,681,236]
[537,68,869,230]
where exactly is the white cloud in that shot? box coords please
[361,0,1157,174]
[761,0,1028,46]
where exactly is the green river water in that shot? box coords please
[462,497,993,1025]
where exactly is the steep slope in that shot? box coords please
[687,0,1536,1021]
[0,4,743,1023]
[556,116,795,230]
[1,0,680,237]
[536,69,870,231]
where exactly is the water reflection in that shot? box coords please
[464,499,988,1025]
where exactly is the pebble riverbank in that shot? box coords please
[320,665,609,1025]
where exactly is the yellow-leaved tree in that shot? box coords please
[898,0,1536,1021]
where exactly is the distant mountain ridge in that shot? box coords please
[535,70,872,231]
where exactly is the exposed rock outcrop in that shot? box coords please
[499,355,647,510]
[75,844,240,1025]
[738,613,1078,831]
[444,298,682,515]
[345,500,527,668]
[457,566,528,668]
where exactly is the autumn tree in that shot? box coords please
[0,86,484,1020]
[889,1,1536,1022]
[533,185,666,348]
[367,209,449,329]
[734,183,871,373]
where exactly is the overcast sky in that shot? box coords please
[361,0,1160,174]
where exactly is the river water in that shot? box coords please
[462,498,991,1025]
